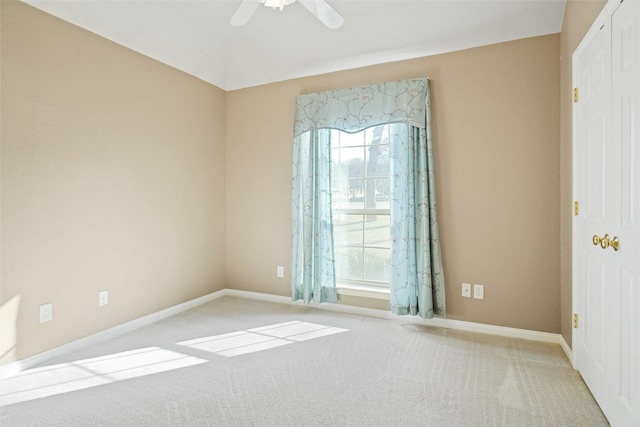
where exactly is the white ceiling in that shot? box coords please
[23,0,567,91]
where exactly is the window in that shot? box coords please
[291,78,444,318]
[331,125,392,288]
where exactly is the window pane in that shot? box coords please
[342,148,365,177]
[364,215,390,248]
[364,127,376,145]
[331,180,349,208]
[364,248,390,282]
[334,214,363,246]
[336,247,363,281]
[375,146,389,177]
[365,145,385,177]
[331,148,341,175]
[375,178,390,209]
[330,129,341,147]
[363,178,378,209]
[340,131,365,147]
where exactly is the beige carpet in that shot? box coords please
[0,296,608,426]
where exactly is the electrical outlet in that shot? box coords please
[99,290,109,306]
[474,284,485,300]
[39,303,53,323]
[276,266,284,278]
[461,283,471,298]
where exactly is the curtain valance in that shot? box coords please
[294,78,428,136]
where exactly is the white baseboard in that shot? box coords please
[1,288,571,379]
[559,334,574,368]
[0,290,225,380]
[223,289,566,346]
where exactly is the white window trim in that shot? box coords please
[336,282,390,300]
[333,208,389,215]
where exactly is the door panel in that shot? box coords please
[610,0,639,423]
[575,16,611,416]
[575,1,639,425]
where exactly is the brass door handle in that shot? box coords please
[592,234,619,251]
[611,236,619,251]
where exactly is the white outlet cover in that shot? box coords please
[473,284,484,300]
[277,266,284,278]
[99,290,109,306]
[39,303,53,323]
[461,283,471,298]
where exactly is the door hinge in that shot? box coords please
[574,201,579,216]
[573,87,579,103]
[573,313,579,328]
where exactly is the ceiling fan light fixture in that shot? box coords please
[260,0,296,11]
[232,0,343,29]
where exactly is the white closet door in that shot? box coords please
[574,11,612,418]
[574,1,640,425]
[609,0,640,424]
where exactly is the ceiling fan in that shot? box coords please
[230,0,344,29]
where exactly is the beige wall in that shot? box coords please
[559,0,607,348]
[0,1,227,364]
[1,0,581,366]
[227,34,562,333]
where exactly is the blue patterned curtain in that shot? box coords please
[291,78,445,318]
[291,130,337,303]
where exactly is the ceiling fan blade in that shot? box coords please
[230,0,260,26]
[299,0,344,29]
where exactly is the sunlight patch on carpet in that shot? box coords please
[0,347,207,406]
[177,321,348,357]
